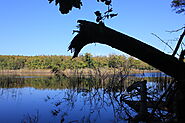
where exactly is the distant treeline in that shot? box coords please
[0,54,154,70]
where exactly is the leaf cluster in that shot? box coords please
[171,0,185,14]
[48,0,82,14]
[95,0,118,22]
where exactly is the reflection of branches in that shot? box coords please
[107,91,134,122]
[21,110,39,123]
[122,79,176,122]
[151,80,175,116]
[45,71,174,122]
[0,88,22,101]
[48,86,132,122]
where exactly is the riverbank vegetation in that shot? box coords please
[0,54,154,71]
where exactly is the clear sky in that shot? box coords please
[0,0,184,56]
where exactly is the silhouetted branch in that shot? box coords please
[151,33,174,53]
[172,29,185,57]
[166,26,185,33]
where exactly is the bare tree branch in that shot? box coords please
[151,33,174,53]
[172,29,185,57]
[166,26,185,33]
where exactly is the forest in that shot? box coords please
[0,54,154,70]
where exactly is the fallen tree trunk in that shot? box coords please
[68,20,185,122]
[69,20,185,81]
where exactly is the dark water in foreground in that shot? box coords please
[0,73,171,123]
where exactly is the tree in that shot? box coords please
[48,0,185,122]
[171,0,185,14]
[107,55,125,68]
[82,53,94,68]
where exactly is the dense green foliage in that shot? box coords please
[0,54,154,70]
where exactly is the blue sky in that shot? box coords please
[0,0,184,56]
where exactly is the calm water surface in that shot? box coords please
[0,73,171,123]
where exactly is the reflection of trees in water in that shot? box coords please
[0,73,174,122]
[0,75,68,89]
[0,72,172,90]
[45,80,172,122]
[44,74,174,122]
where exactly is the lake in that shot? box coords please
[0,73,172,123]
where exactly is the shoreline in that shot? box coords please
[0,69,160,76]
[0,69,54,76]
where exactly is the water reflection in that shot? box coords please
[0,73,173,123]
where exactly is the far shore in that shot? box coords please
[0,69,54,76]
[0,69,160,76]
